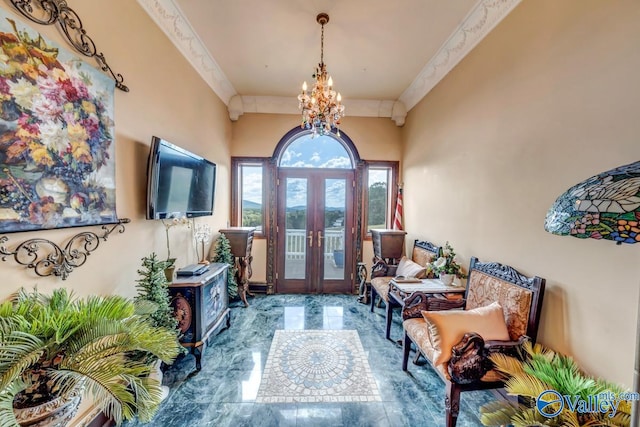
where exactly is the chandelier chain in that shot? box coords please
[320,21,324,65]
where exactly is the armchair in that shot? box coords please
[370,239,440,339]
[401,257,545,427]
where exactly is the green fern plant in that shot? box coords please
[211,233,238,299]
[135,253,179,332]
[0,288,181,426]
[134,253,184,361]
[480,341,631,427]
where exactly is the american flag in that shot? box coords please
[393,186,403,230]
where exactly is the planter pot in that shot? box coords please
[333,250,344,268]
[439,273,455,286]
[164,266,175,282]
[149,360,170,401]
[14,387,82,427]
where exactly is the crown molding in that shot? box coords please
[399,0,522,111]
[136,0,236,105]
[230,96,406,126]
[138,0,520,120]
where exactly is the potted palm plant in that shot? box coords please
[480,341,631,426]
[0,287,181,427]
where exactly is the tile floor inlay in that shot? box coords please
[256,329,381,403]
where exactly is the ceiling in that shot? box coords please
[137,0,522,124]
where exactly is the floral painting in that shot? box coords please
[0,10,116,233]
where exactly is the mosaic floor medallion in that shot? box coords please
[256,329,381,403]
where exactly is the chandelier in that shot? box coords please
[298,13,345,137]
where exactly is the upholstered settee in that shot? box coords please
[370,239,440,339]
[401,257,545,427]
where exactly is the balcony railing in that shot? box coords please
[285,229,344,260]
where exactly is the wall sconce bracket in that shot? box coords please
[0,218,130,280]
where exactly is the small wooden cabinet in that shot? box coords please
[169,263,229,370]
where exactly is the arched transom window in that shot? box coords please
[278,133,355,169]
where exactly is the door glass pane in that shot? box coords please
[324,178,346,280]
[284,178,307,279]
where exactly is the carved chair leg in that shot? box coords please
[413,348,422,364]
[385,299,393,340]
[444,382,461,427]
[402,332,412,371]
[370,287,377,312]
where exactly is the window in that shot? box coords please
[231,158,266,235]
[279,133,354,169]
[365,162,398,235]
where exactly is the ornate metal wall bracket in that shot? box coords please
[0,218,130,280]
[9,0,129,92]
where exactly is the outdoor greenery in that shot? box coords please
[0,288,180,426]
[368,181,388,227]
[242,208,262,228]
[241,180,388,231]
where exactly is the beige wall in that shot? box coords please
[402,0,640,386]
[0,1,231,302]
[231,113,402,282]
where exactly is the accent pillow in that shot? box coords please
[396,256,427,279]
[421,302,510,368]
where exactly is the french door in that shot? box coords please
[276,169,354,293]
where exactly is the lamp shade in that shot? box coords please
[544,160,640,244]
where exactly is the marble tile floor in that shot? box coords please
[125,294,493,426]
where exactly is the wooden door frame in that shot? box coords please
[275,169,355,293]
[266,127,364,294]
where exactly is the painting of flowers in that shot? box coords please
[0,10,116,233]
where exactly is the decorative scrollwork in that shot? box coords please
[473,260,537,288]
[9,0,129,92]
[0,218,130,280]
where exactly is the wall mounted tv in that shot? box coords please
[146,136,216,219]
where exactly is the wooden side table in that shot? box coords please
[387,278,465,341]
[219,227,255,307]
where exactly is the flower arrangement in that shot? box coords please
[426,242,467,278]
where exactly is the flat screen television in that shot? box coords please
[146,136,216,219]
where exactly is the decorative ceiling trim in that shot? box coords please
[399,0,523,111]
[229,96,406,126]
[136,0,236,105]
[137,0,521,119]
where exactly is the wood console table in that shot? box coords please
[219,227,255,307]
[169,263,229,371]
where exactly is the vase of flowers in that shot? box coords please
[426,242,466,286]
